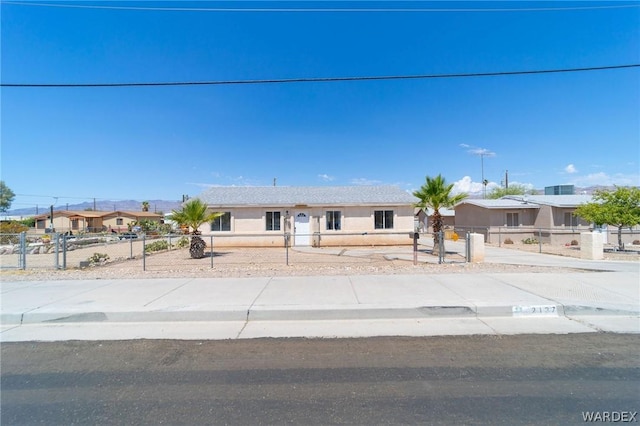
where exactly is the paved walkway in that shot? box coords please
[1,244,638,342]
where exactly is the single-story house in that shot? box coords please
[415,207,455,233]
[454,194,639,245]
[195,185,419,247]
[34,210,163,234]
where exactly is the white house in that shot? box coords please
[195,185,419,247]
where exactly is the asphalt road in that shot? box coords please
[2,334,639,425]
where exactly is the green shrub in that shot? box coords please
[145,240,170,253]
[176,237,189,248]
[88,253,109,265]
[0,222,28,244]
[522,237,538,245]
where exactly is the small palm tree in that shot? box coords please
[413,174,468,254]
[169,199,222,259]
[141,201,150,212]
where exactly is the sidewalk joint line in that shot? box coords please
[237,277,274,339]
[143,278,195,307]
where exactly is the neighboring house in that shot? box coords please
[33,210,163,233]
[415,207,455,233]
[454,194,639,245]
[195,185,418,247]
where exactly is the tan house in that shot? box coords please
[34,210,163,234]
[195,185,418,247]
[454,194,639,245]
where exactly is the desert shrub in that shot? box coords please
[0,222,28,244]
[175,236,189,248]
[88,253,109,265]
[633,240,640,245]
[522,237,538,244]
[145,240,170,253]
[504,238,514,244]
[571,240,579,246]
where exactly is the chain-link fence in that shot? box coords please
[1,231,471,271]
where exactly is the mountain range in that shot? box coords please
[3,185,616,218]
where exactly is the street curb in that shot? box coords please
[3,305,638,326]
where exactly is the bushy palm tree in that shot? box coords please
[169,199,222,259]
[413,174,468,254]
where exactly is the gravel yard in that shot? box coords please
[1,240,637,282]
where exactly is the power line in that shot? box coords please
[3,64,638,88]
[3,0,639,13]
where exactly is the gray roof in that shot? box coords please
[511,194,593,207]
[197,185,418,207]
[457,194,593,209]
[456,199,540,209]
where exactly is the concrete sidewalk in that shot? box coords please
[1,246,638,342]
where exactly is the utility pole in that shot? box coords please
[505,170,509,189]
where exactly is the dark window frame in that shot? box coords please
[374,210,394,229]
[211,212,231,232]
[266,211,281,231]
[326,211,342,231]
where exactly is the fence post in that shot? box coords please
[62,235,67,270]
[413,232,418,265]
[438,230,445,264]
[538,228,542,253]
[466,232,471,262]
[19,232,26,270]
[210,235,214,269]
[142,234,146,271]
[54,232,60,270]
[284,233,289,266]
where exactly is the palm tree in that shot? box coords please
[413,174,468,254]
[141,201,150,212]
[169,199,222,259]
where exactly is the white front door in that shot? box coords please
[294,212,310,246]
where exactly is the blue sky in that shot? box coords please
[1,1,639,211]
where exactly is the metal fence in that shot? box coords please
[453,226,640,249]
[0,231,469,271]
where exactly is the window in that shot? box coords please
[326,211,341,230]
[506,212,519,227]
[211,212,231,231]
[71,219,79,230]
[266,211,281,231]
[374,210,394,229]
[116,218,123,226]
[564,212,577,227]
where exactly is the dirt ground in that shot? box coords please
[1,240,638,282]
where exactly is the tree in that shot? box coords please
[413,174,468,254]
[487,184,534,199]
[142,201,150,212]
[0,181,16,213]
[168,199,222,259]
[574,186,640,249]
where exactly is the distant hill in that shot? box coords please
[2,185,622,217]
[6,200,183,217]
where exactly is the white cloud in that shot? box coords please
[564,164,577,174]
[318,174,334,182]
[350,178,382,186]
[452,176,483,195]
[569,172,640,187]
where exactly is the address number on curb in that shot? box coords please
[512,305,558,316]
